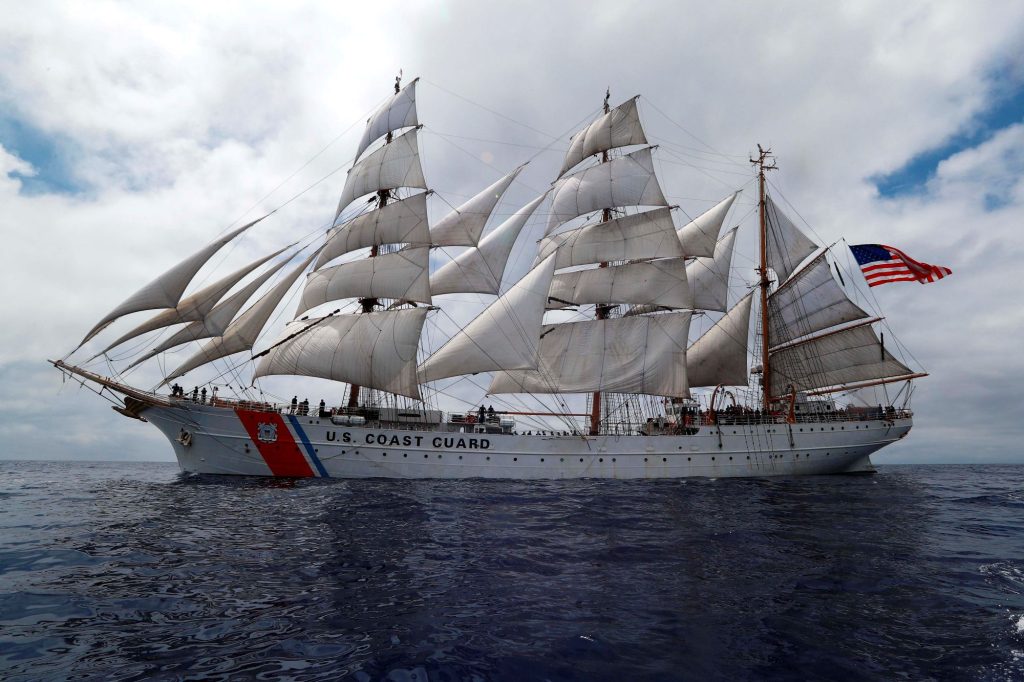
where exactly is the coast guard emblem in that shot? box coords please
[256,422,278,443]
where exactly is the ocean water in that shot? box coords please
[1,461,1022,681]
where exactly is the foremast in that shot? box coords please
[589,89,613,436]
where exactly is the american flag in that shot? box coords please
[849,244,952,287]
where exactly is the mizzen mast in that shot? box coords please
[752,144,776,412]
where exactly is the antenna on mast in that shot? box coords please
[395,69,403,94]
[603,87,611,114]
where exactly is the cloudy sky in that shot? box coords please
[1,0,1022,464]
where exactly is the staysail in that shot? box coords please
[164,250,318,381]
[686,292,754,387]
[430,165,525,247]
[77,219,260,348]
[431,194,546,296]
[676,192,739,258]
[419,256,557,383]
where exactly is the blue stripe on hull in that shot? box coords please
[286,414,329,478]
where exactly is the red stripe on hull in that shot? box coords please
[235,409,315,477]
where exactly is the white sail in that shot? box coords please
[124,255,293,370]
[419,255,557,383]
[559,96,647,177]
[297,247,431,315]
[546,147,668,234]
[430,165,524,247]
[547,260,692,310]
[316,193,430,269]
[687,227,737,312]
[676,191,738,258]
[165,250,318,381]
[77,220,258,348]
[769,252,870,345]
[765,195,817,282]
[355,78,419,161]
[686,292,754,387]
[536,207,682,269]
[430,194,545,296]
[336,128,426,218]
[489,312,692,397]
[254,308,427,401]
[769,321,913,394]
[98,246,290,355]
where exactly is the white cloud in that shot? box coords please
[1,1,1022,463]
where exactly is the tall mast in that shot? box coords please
[752,144,776,412]
[589,88,613,436]
[347,74,402,409]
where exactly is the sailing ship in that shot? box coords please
[52,77,925,478]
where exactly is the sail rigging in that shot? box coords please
[430,165,525,247]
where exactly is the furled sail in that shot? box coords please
[98,245,291,355]
[431,194,546,296]
[765,195,817,282]
[768,252,870,345]
[165,250,318,381]
[676,191,738,258]
[687,227,737,312]
[686,292,754,387]
[419,255,557,383]
[559,96,647,177]
[535,207,681,269]
[336,128,426,218]
[489,312,692,397]
[297,247,431,315]
[546,147,668,234]
[355,78,419,161]
[768,320,913,395]
[124,254,294,370]
[77,219,259,348]
[546,260,692,310]
[254,308,427,400]
[316,193,430,269]
[430,165,525,247]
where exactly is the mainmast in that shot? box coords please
[347,74,402,409]
[752,144,776,412]
[589,89,613,436]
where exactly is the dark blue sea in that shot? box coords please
[1,462,1022,681]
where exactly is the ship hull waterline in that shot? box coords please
[142,402,910,479]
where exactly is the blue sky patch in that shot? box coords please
[873,71,1024,199]
[0,116,83,195]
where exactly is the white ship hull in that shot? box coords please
[142,402,911,479]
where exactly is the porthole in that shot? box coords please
[458,455,462,460]
[423,454,428,459]
[687,457,691,461]
[711,456,715,461]
[746,456,750,460]
[599,458,603,462]
[579,458,584,462]
[382,453,387,457]
[487,456,491,461]
[403,453,407,458]
[540,458,544,462]
[644,457,648,462]
[612,458,616,462]
[513,457,518,461]
[560,458,564,462]
[437,454,442,459]
[799,428,803,432]
[663,458,667,462]
[729,456,733,461]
